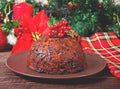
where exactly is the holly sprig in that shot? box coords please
[1,20,20,34]
[48,17,72,38]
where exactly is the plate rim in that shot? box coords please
[5,51,106,79]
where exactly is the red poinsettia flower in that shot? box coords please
[11,10,50,54]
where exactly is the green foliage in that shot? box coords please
[1,0,120,37]
[43,0,120,37]
[48,17,57,26]
[1,20,20,34]
[0,0,14,14]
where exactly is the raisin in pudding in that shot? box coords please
[27,35,87,74]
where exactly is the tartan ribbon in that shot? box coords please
[81,32,120,78]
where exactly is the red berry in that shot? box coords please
[68,4,73,9]
[51,24,56,29]
[59,29,63,33]
[48,32,53,37]
[51,29,57,34]
[49,27,52,30]
[67,25,72,30]
[63,26,67,30]
[58,32,64,37]
[54,24,58,27]
[61,26,65,30]
[54,30,58,34]
[57,22,62,27]
[51,30,55,33]
[62,20,68,25]
[64,30,69,34]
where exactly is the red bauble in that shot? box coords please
[0,28,7,51]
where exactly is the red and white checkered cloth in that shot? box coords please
[81,32,120,78]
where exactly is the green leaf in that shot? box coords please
[48,17,57,26]
[48,20,53,26]
[1,20,20,34]
[12,20,20,27]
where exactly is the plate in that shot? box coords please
[6,51,106,79]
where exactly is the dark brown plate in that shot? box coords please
[6,51,106,79]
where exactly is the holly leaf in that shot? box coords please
[48,17,57,26]
[1,20,20,34]
[52,17,57,24]
[12,19,20,27]
[48,20,52,26]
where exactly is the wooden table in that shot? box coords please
[0,51,120,89]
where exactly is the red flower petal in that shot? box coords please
[28,10,50,34]
[38,10,50,33]
[11,33,34,54]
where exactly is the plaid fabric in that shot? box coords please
[81,32,120,78]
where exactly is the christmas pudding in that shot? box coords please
[27,20,87,74]
[27,35,87,74]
